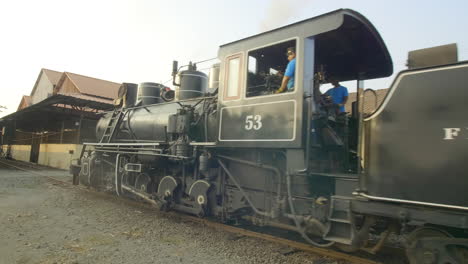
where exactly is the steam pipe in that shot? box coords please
[204,110,208,142]
[356,77,365,187]
[172,60,180,87]
[115,153,121,196]
[286,172,335,247]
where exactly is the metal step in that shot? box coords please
[323,196,356,245]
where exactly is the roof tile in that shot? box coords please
[64,72,120,99]
[42,68,62,86]
[344,88,389,114]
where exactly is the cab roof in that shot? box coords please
[219,9,393,81]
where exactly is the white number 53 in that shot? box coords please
[245,115,262,130]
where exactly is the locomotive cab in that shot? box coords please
[216,9,393,175]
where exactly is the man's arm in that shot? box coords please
[276,59,295,94]
[340,87,349,106]
[275,76,290,93]
[338,95,348,107]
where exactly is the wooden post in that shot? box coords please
[60,120,65,144]
[76,115,83,144]
[13,120,16,145]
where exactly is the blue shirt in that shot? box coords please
[284,58,296,90]
[325,85,349,112]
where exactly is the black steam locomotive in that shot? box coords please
[71,9,468,264]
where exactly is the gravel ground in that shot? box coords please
[0,161,351,264]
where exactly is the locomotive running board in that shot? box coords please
[84,142,161,146]
[306,172,359,180]
[189,142,216,146]
[354,192,468,212]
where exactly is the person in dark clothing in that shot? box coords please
[324,78,349,113]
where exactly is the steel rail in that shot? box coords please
[188,216,382,264]
[0,158,383,264]
[0,159,69,186]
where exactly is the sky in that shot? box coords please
[0,0,467,117]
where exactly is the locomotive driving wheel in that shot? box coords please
[156,176,179,211]
[134,173,151,193]
[188,180,211,217]
[122,171,134,187]
[405,227,468,264]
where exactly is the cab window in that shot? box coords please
[246,40,296,97]
[224,54,242,100]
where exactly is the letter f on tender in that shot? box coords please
[443,128,461,140]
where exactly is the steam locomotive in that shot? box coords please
[71,9,468,264]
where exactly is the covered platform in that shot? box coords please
[0,93,114,169]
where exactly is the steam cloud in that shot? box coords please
[260,0,311,32]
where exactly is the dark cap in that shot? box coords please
[286,47,296,54]
[328,77,339,84]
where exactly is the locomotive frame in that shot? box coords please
[71,9,468,264]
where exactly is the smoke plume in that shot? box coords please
[260,0,311,32]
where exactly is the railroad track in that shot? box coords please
[0,159,70,186]
[0,158,384,264]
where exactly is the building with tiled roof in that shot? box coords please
[344,88,389,115]
[55,72,120,101]
[17,96,32,111]
[29,68,62,105]
[20,68,120,109]
[2,68,121,169]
